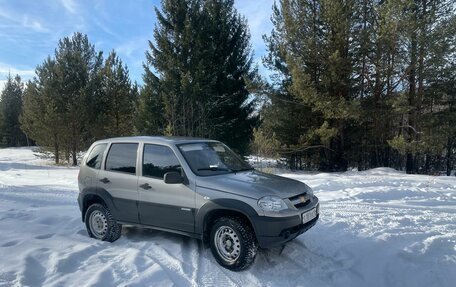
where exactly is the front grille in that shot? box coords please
[289,192,311,209]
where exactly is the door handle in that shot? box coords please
[139,183,152,190]
[99,177,110,184]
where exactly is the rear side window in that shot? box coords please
[105,143,138,174]
[143,144,181,179]
[86,144,107,169]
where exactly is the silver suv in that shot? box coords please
[78,136,319,271]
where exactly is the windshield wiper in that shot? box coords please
[232,167,254,172]
[197,167,232,172]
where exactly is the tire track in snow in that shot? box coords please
[187,238,202,285]
[143,244,194,286]
[196,258,240,287]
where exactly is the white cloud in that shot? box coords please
[22,16,50,33]
[0,7,50,33]
[116,37,149,58]
[93,18,119,39]
[0,63,35,93]
[0,9,14,21]
[0,63,35,78]
[59,0,78,14]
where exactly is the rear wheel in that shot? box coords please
[85,203,121,242]
[209,216,258,271]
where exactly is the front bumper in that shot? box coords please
[252,196,319,248]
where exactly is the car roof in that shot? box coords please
[93,136,219,145]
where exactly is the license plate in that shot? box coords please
[302,208,317,224]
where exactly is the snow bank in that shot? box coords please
[0,147,455,286]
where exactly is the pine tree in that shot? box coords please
[257,1,317,169]
[136,71,165,135]
[99,50,136,137]
[260,0,360,171]
[0,74,27,147]
[21,33,133,165]
[259,0,455,174]
[142,0,258,153]
[418,6,456,175]
[355,0,408,169]
[302,0,359,170]
[386,0,456,174]
[23,33,104,164]
[54,32,103,165]
[21,58,65,164]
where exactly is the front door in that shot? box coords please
[138,144,195,233]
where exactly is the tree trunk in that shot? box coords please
[332,121,347,171]
[424,153,430,174]
[360,0,368,99]
[54,135,59,165]
[406,11,417,174]
[72,124,78,166]
[65,149,70,163]
[71,144,78,166]
[406,153,414,174]
[447,137,453,176]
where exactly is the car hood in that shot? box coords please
[196,170,311,199]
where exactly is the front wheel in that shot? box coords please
[209,217,258,271]
[85,203,122,242]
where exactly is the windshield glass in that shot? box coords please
[178,142,253,176]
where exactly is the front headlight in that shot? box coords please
[258,196,288,212]
[306,187,314,197]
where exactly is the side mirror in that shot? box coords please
[164,171,184,184]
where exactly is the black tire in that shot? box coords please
[209,216,258,271]
[84,203,122,242]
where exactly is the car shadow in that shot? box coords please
[121,225,198,245]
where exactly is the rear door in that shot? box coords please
[138,143,195,232]
[79,143,107,192]
[98,142,140,223]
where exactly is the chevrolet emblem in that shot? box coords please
[299,196,306,203]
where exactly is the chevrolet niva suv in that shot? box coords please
[78,136,319,271]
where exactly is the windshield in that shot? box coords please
[178,142,253,176]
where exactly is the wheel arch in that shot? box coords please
[80,189,115,222]
[196,198,259,244]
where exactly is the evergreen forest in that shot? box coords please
[0,0,454,175]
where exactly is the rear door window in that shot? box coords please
[142,144,181,179]
[105,143,138,174]
[86,143,107,169]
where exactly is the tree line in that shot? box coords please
[19,33,138,165]
[253,0,455,175]
[0,0,455,175]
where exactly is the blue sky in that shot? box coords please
[0,0,274,92]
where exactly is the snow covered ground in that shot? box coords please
[0,147,455,287]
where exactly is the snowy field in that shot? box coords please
[0,147,455,287]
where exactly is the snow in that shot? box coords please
[0,147,455,287]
